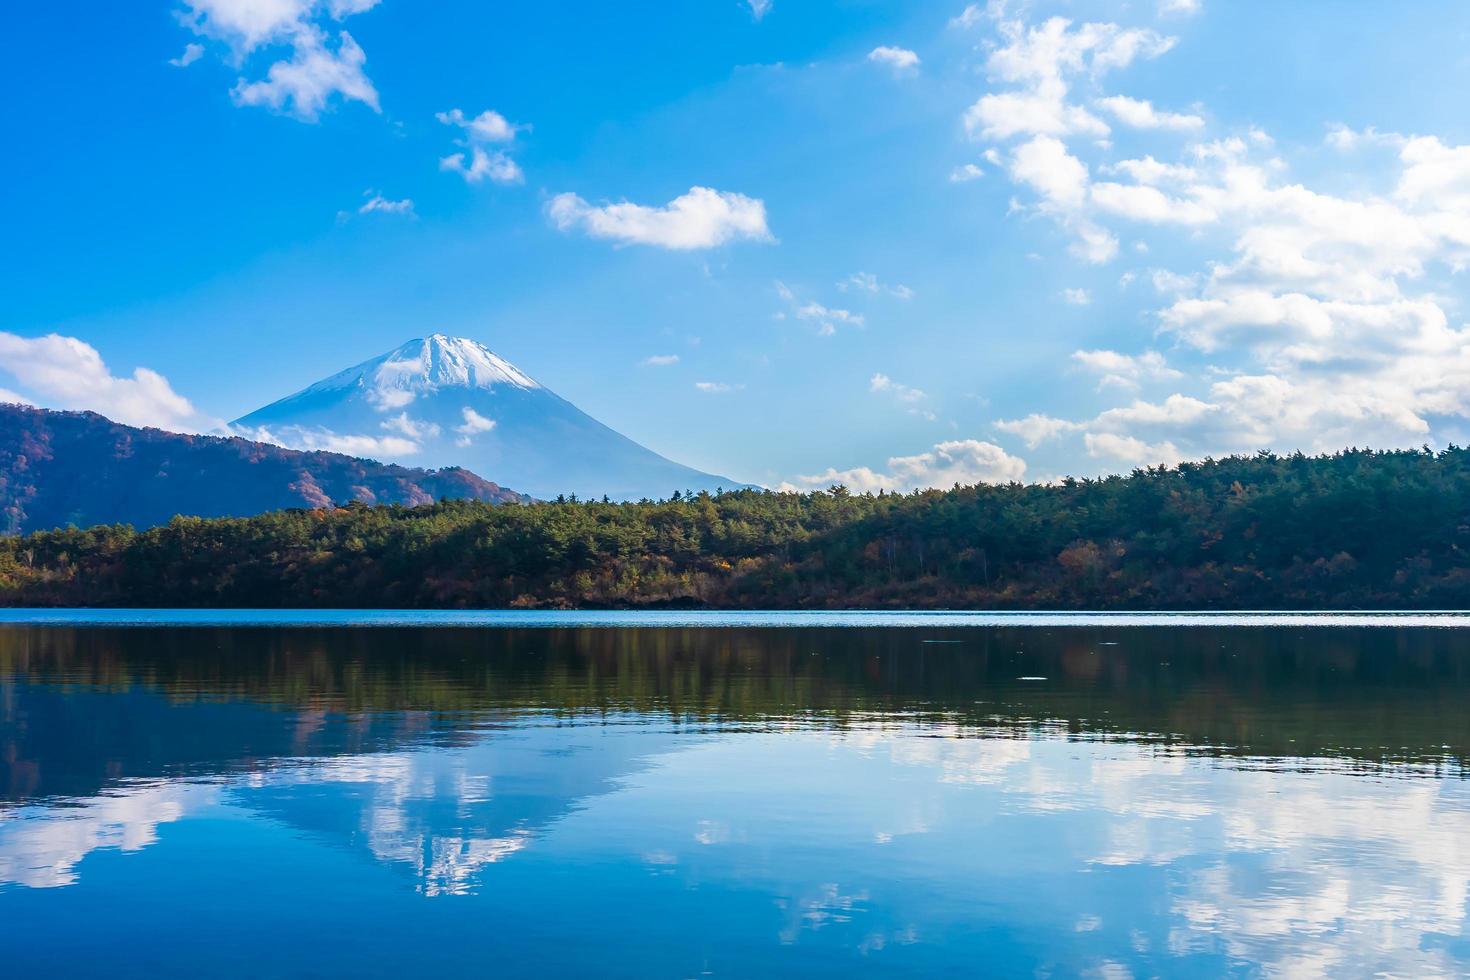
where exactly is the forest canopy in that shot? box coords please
[3,447,1470,609]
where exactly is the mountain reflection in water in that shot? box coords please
[2,623,1469,976]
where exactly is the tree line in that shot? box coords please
[4,447,1470,609]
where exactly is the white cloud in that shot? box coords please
[181,0,321,52]
[449,407,496,447]
[868,46,921,74]
[1396,135,1470,212]
[993,413,1081,448]
[436,108,519,143]
[455,407,495,434]
[1009,135,1118,262]
[548,187,772,250]
[839,272,914,299]
[969,11,1470,471]
[967,88,1109,141]
[1084,431,1183,467]
[236,424,419,457]
[1063,287,1091,305]
[642,354,680,366]
[1107,156,1199,185]
[357,192,414,216]
[964,17,1175,141]
[1325,124,1404,153]
[1149,268,1198,294]
[747,0,772,22]
[695,381,744,393]
[1090,181,1216,224]
[1011,135,1089,210]
[437,108,526,185]
[1157,0,1201,16]
[1095,95,1203,131]
[440,148,522,185]
[180,2,383,120]
[380,413,439,439]
[0,332,200,431]
[231,29,378,120]
[170,43,204,68]
[775,282,865,336]
[950,163,986,182]
[1071,349,1182,390]
[870,373,927,403]
[783,439,1027,493]
[949,4,990,30]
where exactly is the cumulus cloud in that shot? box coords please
[0,333,200,431]
[1084,431,1183,467]
[548,187,772,250]
[453,407,496,446]
[437,108,526,185]
[170,43,204,68]
[783,440,1027,493]
[868,46,920,74]
[993,413,1081,448]
[1095,95,1203,131]
[967,8,1470,472]
[964,17,1175,141]
[1063,288,1091,305]
[1071,349,1182,390]
[1090,181,1217,225]
[436,107,518,143]
[180,1,382,120]
[231,29,377,119]
[1009,136,1118,262]
[950,162,986,182]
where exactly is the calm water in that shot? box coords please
[3,615,1470,976]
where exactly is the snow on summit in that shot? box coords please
[232,335,747,500]
[310,335,540,411]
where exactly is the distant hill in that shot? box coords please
[0,403,526,534]
[232,334,750,501]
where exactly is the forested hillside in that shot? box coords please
[3,447,1470,609]
[0,404,525,533]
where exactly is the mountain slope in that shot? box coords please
[0,404,525,534]
[231,335,748,501]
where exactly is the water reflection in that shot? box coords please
[2,625,1469,975]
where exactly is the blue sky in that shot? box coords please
[6,1,1470,490]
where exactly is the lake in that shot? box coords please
[3,613,1469,976]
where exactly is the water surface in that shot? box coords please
[3,618,1469,976]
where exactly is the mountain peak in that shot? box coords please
[234,333,749,500]
[388,334,541,391]
[301,334,541,408]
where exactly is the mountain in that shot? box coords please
[231,334,748,501]
[0,403,525,534]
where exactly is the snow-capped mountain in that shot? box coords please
[231,335,747,501]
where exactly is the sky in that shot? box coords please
[6,1,1470,491]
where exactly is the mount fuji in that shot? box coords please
[231,335,748,501]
